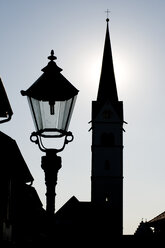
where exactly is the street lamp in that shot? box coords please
[21,50,79,217]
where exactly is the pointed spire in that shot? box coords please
[97,19,118,102]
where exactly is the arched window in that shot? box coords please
[100,132,115,146]
[105,195,110,203]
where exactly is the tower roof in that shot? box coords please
[0,78,13,121]
[97,19,118,102]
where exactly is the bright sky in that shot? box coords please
[0,0,165,235]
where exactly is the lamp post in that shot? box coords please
[21,50,79,218]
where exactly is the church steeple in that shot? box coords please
[97,18,118,102]
[91,18,124,236]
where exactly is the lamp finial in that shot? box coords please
[48,50,57,61]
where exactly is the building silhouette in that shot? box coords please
[148,211,165,237]
[0,79,46,246]
[55,19,124,244]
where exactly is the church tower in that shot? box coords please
[91,19,124,235]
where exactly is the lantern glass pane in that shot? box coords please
[62,95,77,130]
[27,95,77,136]
[27,96,43,131]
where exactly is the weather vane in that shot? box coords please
[105,9,110,19]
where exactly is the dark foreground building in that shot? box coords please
[0,131,46,246]
[0,79,46,246]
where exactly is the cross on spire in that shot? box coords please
[105,9,110,19]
